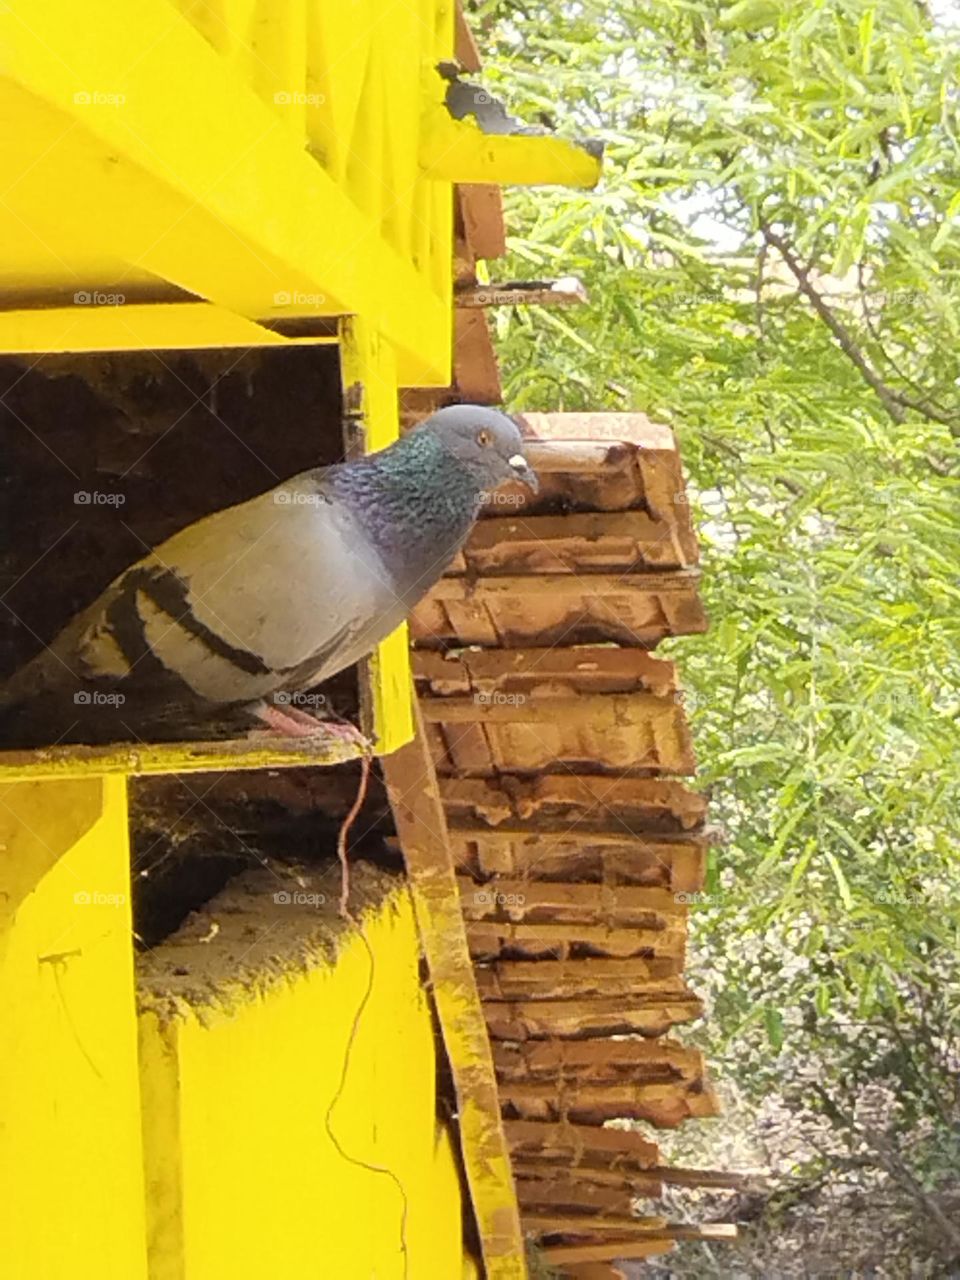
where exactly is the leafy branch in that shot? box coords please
[760,224,960,433]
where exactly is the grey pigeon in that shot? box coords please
[0,405,537,746]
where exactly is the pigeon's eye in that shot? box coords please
[477,429,493,447]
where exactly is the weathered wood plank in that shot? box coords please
[522,1214,667,1238]
[382,698,525,1278]
[414,646,679,694]
[502,1079,719,1127]
[457,185,507,259]
[519,440,642,474]
[424,695,696,776]
[541,1240,676,1263]
[464,839,709,892]
[515,1160,725,1191]
[515,1180,653,1215]
[454,307,502,403]
[516,411,677,452]
[476,961,687,1000]
[460,879,684,918]
[464,508,690,555]
[454,2,483,71]
[503,1120,659,1170]
[427,569,703,600]
[438,773,709,831]
[455,280,588,309]
[484,994,702,1041]
[523,1216,737,1243]
[421,692,672,724]
[468,921,688,963]
[493,1038,704,1084]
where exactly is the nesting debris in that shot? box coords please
[137,860,401,1020]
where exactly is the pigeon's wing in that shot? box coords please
[130,473,403,703]
[1,471,401,723]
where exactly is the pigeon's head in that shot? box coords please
[420,404,539,494]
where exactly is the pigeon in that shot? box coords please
[0,405,538,746]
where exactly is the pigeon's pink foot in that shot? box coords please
[318,720,372,751]
[251,702,322,738]
[249,701,372,752]
[275,703,325,732]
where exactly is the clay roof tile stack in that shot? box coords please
[396,13,739,1271]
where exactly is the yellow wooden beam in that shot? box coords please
[0,735,366,784]
[340,315,415,757]
[383,697,527,1279]
[0,303,302,354]
[0,776,148,1279]
[0,2,450,382]
[420,110,603,188]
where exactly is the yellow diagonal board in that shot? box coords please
[383,695,527,1279]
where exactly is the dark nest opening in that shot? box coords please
[0,343,352,748]
[129,758,402,949]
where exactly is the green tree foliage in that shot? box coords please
[474,0,960,1265]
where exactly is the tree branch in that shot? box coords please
[760,224,960,432]
[855,260,955,419]
[864,1128,960,1257]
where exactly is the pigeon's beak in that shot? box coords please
[507,453,539,493]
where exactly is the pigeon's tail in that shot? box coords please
[0,684,82,750]
[0,671,256,748]
[0,631,246,748]
[0,644,109,748]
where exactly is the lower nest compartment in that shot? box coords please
[0,343,349,753]
[136,858,403,1012]
[130,759,399,948]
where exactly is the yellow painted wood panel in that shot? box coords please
[367,621,416,757]
[139,891,465,1279]
[0,303,297,353]
[340,315,415,756]
[0,777,148,1280]
[0,2,450,381]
